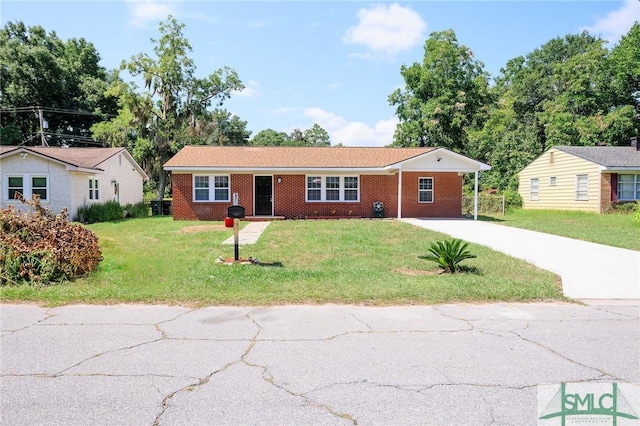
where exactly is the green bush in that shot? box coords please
[634,203,640,224]
[76,200,124,223]
[1,195,102,285]
[123,202,149,219]
[418,239,477,273]
[502,190,522,210]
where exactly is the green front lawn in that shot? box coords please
[482,209,640,251]
[0,218,564,306]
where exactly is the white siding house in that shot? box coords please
[0,146,148,219]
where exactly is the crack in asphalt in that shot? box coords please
[431,306,628,383]
[509,329,625,381]
[53,337,165,377]
[239,311,359,425]
[0,310,56,334]
[152,309,263,425]
[4,304,636,425]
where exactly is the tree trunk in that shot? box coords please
[157,169,167,201]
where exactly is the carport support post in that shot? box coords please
[233,219,239,261]
[397,167,403,219]
[474,171,479,221]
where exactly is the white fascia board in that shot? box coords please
[165,167,394,174]
[386,147,491,171]
[599,166,640,172]
[66,166,103,174]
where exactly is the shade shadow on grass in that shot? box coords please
[256,261,284,268]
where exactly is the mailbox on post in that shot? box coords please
[227,205,245,219]
[227,205,245,261]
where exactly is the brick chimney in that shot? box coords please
[632,137,639,151]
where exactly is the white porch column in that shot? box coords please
[473,170,479,221]
[397,167,403,219]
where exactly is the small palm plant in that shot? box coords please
[418,239,477,273]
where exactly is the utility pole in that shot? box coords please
[36,106,48,146]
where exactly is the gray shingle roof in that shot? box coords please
[555,146,640,168]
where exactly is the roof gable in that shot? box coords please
[0,146,148,179]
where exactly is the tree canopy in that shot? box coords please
[391,26,640,190]
[96,16,244,199]
[0,21,117,146]
[250,123,332,146]
[389,29,490,152]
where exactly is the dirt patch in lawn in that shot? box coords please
[182,224,227,234]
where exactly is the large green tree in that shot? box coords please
[0,21,117,145]
[303,123,331,146]
[389,29,490,152]
[99,16,243,200]
[251,129,290,146]
[472,28,640,191]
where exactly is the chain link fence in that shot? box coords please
[462,193,505,216]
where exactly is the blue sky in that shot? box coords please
[2,1,639,146]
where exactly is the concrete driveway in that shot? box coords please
[402,219,640,300]
[1,302,639,425]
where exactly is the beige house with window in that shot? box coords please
[518,140,640,213]
[0,146,148,220]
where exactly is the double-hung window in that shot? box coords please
[618,174,640,200]
[193,175,230,202]
[418,177,434,203]
[7,176,23,200]
[575,174,589,201]
[5,175,48,201]
[306,176,359,202]
[89,178,100,201]
[530,178,539,201]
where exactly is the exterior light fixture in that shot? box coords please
[277,176,282,184]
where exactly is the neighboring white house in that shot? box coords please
[0,146,148,219]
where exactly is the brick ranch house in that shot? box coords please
[163,146,491,221]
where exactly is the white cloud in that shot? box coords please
[584,0,640,43]
[126,1,216,28]
[304,107,398,147]
[343,3,426,58]
[126,0,177,28]
[233,79,260,99]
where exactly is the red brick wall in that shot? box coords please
[600,173,612,213]
[171,173,253,221]
[272,174,399,218]
[172,172,463,220]
[400,172,463,218]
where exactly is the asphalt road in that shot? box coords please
[1,302,639,425]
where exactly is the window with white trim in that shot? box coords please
[89,178,100,201]
[5,175,48,201]
[7,176,23,200]
[530,178,539,201]
[193,175,230,202]
[549,176,557,186]
[418,177,434,203]
[575,174,589,201]
[306,176,359,202]
[618,174,640,200]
